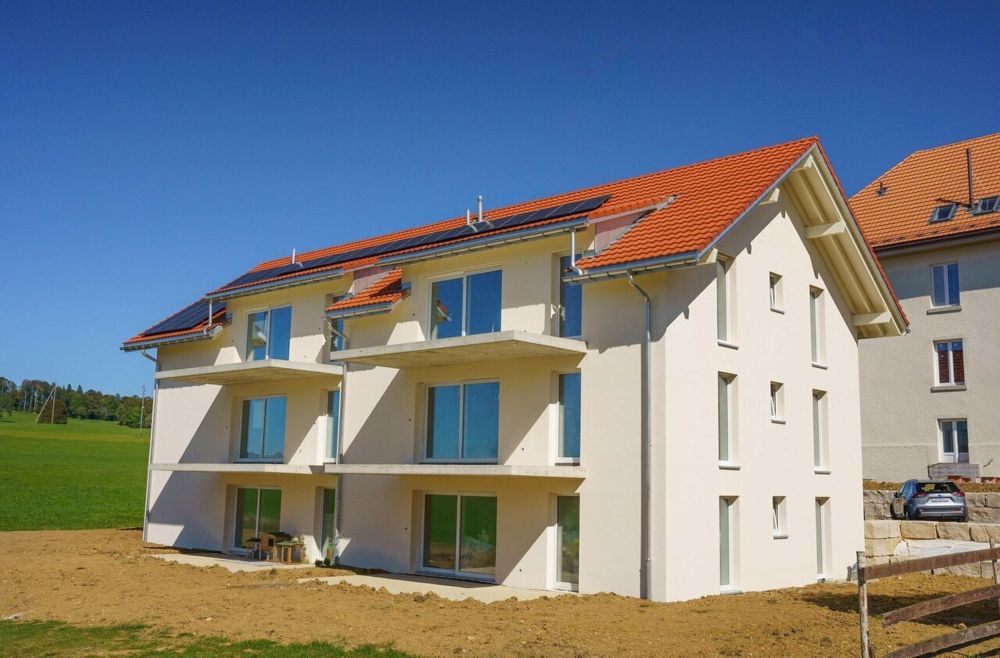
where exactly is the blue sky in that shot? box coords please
[1,1,997,394]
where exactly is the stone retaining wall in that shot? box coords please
[864,490,1000,522]
[865,519,1000,577]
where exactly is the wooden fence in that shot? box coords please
[857,541,1000,658]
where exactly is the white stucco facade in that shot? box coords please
[860,235,1000,482]
[136,147,902,601]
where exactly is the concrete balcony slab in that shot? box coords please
[155,359,344,386]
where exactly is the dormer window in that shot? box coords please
[973,196,999,215]
[929,204,956,223]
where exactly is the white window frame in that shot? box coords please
[236,395,287,464]
[772,496,788,539]
[939,418,969,463]
[809,287,825,366]
[716,255,736,346]
[554,370,581,464]
[418,491,498,582]
[930,262,960,308]
[929,203,956,223]
[422,379,500,464]
[812,390,829,472]
[231,486,282,552]
[815,497,831,580]
[719,496,739,591]
[933,339,965,386]
[718,373,738,468]
[973,196,999,215]
[323,387,343,463]
[552,494,580,592]
[770,381,785,423]
[244,304,292,361]
[769,273,783,313]
[426,267,502,339]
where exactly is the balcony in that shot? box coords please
[331,330,587,369]
[323,463,586,479]
[149,462,326,474]
[156,359,344,386]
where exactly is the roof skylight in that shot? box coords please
[929,204,957,223]
[973,196,999,215]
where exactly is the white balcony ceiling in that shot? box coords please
[155,360,344,386]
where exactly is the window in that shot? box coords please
[770,382,784,422]
[812,391,827,470]
[320,488,336,559]
[558,372,581,461]
[239,397,286,461]
[929,203,956,223]
[719,496,737,589]
[931,263,960,307]
[422,494,497,579]
[769,273,783,311]
[815,498,830,578]
[556,496,580,589]
[325,389,342,460]
[718,374,737,465]
[329,295,345,353]
[234,488,281,549]
[559,255,582,337]
[973,196,999,215]
[716,257,733,342]
[430,270,502,339]
[940,419,969,463]
[772,496,787,538]
[425,381,499,462]
[934,340,965,386]
[245,306,292,361]
[809,288,825,364]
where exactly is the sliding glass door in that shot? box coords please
[234,488,281,549]
[422,494,497,580]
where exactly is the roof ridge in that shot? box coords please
[909,132,1000,156]
[252,136,819,272]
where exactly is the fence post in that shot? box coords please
[858,550,871,658]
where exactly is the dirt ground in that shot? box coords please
[4,529,1000,657]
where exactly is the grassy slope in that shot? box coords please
[0,621,414,657]
[0,411,148,530]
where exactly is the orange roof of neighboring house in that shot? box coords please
[326,268,406,314]
[129,136,896,346]
[850,133,1000,250]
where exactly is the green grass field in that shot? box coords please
[0,411,149,531]
[0,621,413,657]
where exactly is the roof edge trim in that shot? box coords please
[206,267,344,301]
[121,324,224,352]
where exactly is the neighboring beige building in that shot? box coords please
[123,137,904,601]
[854,134,1000,483]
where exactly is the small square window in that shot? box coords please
[929,204,956,223]
[769,273,783,311]
[772,496,787,537]
[973,196,999,215]
[770,382,785,422]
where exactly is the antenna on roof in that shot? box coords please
[477,195,484,223]
[466,209,472,227]
[291,248,297,264]
[876,181,888,197]
[935,148,975,210]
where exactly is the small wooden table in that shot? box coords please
[275,540,304,564]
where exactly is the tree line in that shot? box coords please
[0,377,152,428]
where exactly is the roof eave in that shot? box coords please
[121,324,225,352]
[206,267,345,302]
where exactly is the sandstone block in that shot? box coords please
[970,524,1000,543]
[900,521,938,539]
[866,537,902,557]
[985,493,1000,509]
[966,492,987,507]
[969,507,1000,523]
[865,520,900,539]
[937,523,971,541]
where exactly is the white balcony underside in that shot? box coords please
[332,330,587,368]
[155,359,344,385]
[149,462,586,479]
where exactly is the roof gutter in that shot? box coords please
[379,216,590,267]
[121,324,225,352]
[205,267,345,302]
[563,251,700,283]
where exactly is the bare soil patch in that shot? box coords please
[3,529,1000,657]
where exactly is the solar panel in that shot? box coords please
[214,194,612,293]
[145,299,227,335]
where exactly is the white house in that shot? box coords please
[123,137,905,601]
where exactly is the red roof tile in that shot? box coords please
[326,269,406,313]
[850,133,1000,249]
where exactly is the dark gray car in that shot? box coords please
[891,480,967,521]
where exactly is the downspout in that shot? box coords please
[329,322,349,566]
[625,271,653,601]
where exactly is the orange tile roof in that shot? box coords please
[326,268,406,314]
[850,133,1000,250]
[128,136,858,345]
